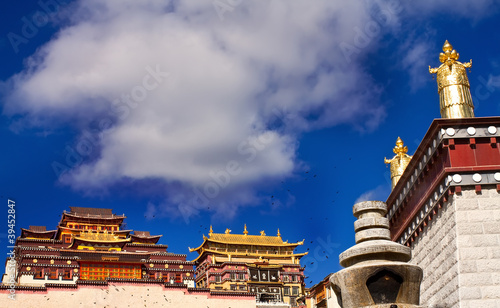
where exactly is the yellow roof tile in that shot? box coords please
[208,232,299,246]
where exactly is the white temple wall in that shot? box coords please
[1,284,256,308]
[410,187,500,308]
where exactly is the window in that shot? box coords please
[149,272,156,279]
[283,287,290,296]
[292,286,299,296]
[239,285,246,291]
[230,273,237,280]
[49,269,58,280]
[230,284,237,291]
[239,273,245,280]
[64,235,72,243]
[283,275,289,282]
[80,263,141,280]
[62,269,72,280]
[34,268,43,279]
[175,274,182,283]
[215,275,221,283]
[292,275,297,282]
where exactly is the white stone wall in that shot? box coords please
[1,284,256,308]
[454,187,500,308]
[18,274,78,286]
[409,187,500,308]
[326,285,341,308]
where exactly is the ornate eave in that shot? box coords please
[189,233,303,254]
[130,234,162,244]
[20,228,57,239]
[67,236,131,250]
[190,248,308,263]
[55,226,131,240]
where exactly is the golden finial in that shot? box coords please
[277,228,281,238]
[260,230,266,236]
[243,224,248,235]
[385,137,412,189]
[209,225,213,236]
[225,228,231,234]
[429,40,474,119]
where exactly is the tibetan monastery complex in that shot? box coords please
[2,41,500,308]
[190,226,306,305]
[10,207,195,286]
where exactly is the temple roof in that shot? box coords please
[21,226,57,239]
[29,226,47,232]
[67,236,131,250]
[70,207,114,217]
[208,233,291,245]
[190,227,304,253]
[134,231,151,237]
[63,207,125,219]
[130,231,162,244]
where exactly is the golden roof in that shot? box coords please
[209,233,289,245]
[190,248,308,263]
[189,227,304,253]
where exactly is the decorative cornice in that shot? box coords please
[387,117,500,245]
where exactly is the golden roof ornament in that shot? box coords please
[429,40,474,118]
[260,230,266,236]
[277,228,281,238]
[209,225,213,236]
[384,137,412,189]
[243,224,248,235]
[225,228,231,234]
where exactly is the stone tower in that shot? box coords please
[331,201,422,308]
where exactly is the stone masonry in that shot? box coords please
[410,187,500,308]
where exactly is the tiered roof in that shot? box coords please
[130,231,162,244]
[20,226,57,239]
[190,226,307,262]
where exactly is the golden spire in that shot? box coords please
[225,228,231,234]
[243,224,248,235]
[429,40,474,119]
[384,137,412,189]
[277,228,281,238]
[209,225,213,236]
[260,230,266,236]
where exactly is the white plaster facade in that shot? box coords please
[1,284,256,308]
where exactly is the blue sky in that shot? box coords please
[1,0,500,286]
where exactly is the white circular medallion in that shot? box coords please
[467,127,476,135]
[446,128,455,136]
[452,174,462,183]
[472,173,482,183]
[494,172,500,182]
[488,126,497,134]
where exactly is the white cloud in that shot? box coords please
[2,0,396,219]
[355,185,391,204]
